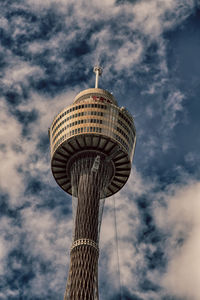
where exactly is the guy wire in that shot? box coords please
[113,195,123,300]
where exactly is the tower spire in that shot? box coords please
[93,66,103,88]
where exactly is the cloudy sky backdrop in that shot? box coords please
[1,0,200,299]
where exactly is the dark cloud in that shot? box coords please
[120,289,143,300]
[25,177,43,195]
[116,0,139,4]
[139,278,161,292]
[37,133,49,153]
[0,193,17,218]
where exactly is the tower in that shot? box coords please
[49,67,136,299]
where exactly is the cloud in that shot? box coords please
[101,169,200,299]
[0,0,199,299]
[163,90,185,130]
[99,170,164,299]
[19,206,72,297]
[132,0,194,37]
[160,89,185,151]
[0,101,25,204]
[0,202,73,299]
[2,63,43,86]
[155,180,200,300]
[0,83,78,206]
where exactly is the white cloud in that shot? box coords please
[0,290,19,300]
[21,206,72,261]
[100,169,159,297]
[0,216,22,276]
[155,181,200,300]
[164,90,185,129]
[0,101,25,204]
[25,0,195,77]
[133,0,194,36]
[114,40,144,70]
[20,205,72,297]
[0,16,9,30]
[0,204,73,298]
[2,63,43,85]
[0,84,79,206]
[101,170,200,299]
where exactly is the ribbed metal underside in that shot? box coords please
[64,156,110,300]
[51,134,131,197]
[65,245,99,300]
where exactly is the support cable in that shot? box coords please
[113,195,123,300]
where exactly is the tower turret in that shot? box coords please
[49,67,136,299]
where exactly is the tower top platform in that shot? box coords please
[73,88,118,106]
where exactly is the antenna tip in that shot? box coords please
[93,66,103,76]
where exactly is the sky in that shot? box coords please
[0,0,200,299]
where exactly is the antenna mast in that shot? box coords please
[93,66,103,88]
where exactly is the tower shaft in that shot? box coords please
[64,156,109,300]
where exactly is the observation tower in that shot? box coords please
[49,66,136,300]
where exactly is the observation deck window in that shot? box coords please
[52,118,105,143]
[114,134,129,151]
[52,112,104,137]
[52,124,104,153]
[52,102,108,131]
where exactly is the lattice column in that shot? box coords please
[64,156,110,300]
